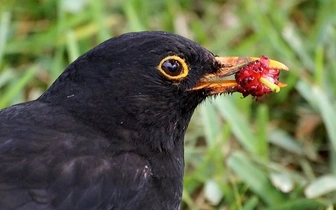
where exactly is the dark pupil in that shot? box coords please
[162,59,182,76]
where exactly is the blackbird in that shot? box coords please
[0,31,287,210]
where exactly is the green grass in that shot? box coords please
[1,0,336,209]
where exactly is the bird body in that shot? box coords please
[1,101,184,209]
[0,31,287,209]
[0,32,208,210]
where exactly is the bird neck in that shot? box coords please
[39,89,198,154]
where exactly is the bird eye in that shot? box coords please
[161,59,182,76]
[157,55,189,80]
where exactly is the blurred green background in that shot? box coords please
[1,0,336,209]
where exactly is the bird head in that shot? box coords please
[40,31,287,151]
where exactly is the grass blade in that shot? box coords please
[215,97,259,155]
[227,152,285,206]
[0,65,37,108]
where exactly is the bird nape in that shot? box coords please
[0,31,288,210]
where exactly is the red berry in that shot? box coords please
[235,56,280,98]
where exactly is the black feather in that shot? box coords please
[0,31,218,210]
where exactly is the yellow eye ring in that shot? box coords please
[157,55,189,80]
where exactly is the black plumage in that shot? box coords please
[0,31,288,210]
[0,32,221,210]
